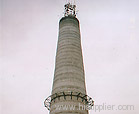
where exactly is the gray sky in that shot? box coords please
[1,0,139,114]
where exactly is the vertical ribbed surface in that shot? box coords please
[50,16,88,114]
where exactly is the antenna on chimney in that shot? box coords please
[64,0,76,17]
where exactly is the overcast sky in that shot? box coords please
[1,0,139,114]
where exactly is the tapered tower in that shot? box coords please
[44,2,94,114]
